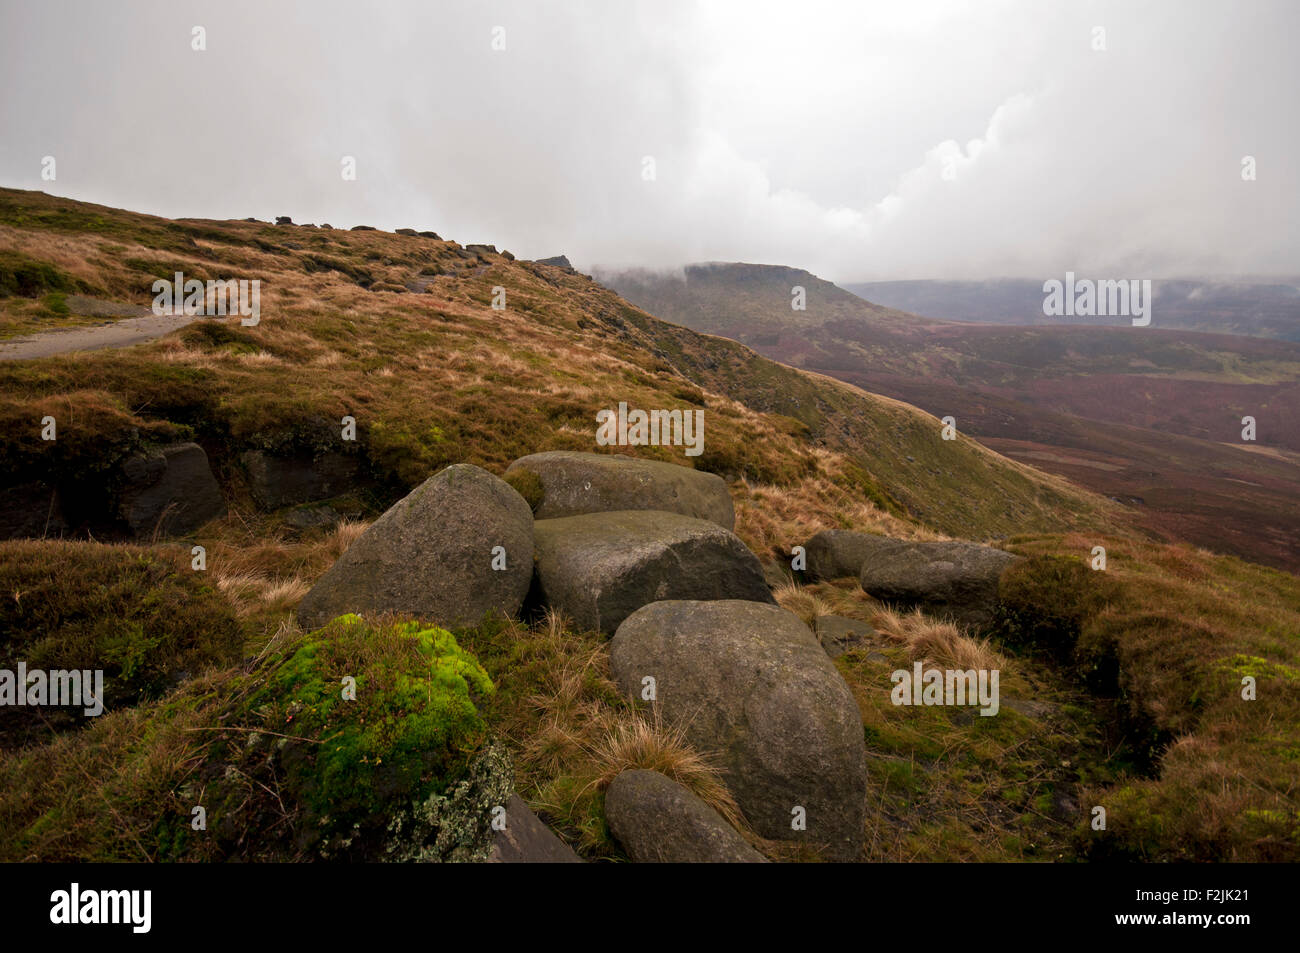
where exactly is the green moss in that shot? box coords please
[1216,653,1300,683]
[259,615,495,821]
[41,291,70,316]
[1,613,512,862]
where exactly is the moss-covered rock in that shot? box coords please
[1,613,513,861]
[184,614,512,861]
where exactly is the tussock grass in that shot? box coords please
[0,539,242,747]
[871,606,1003,673]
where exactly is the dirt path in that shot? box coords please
[0,313,196,361]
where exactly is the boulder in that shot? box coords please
[531,511,772,635]
[118,442,226,537]
[857,538,1021,627]
[487,795,582,863]
[275,216,293,225]
[241,449,362,509]
[803,529,893,581]
[610,600,867,859]
[507,451,734,529]
[296,464,534,630]
[815,615,877,659]
[605,770,766,863]
[536,255,572,269]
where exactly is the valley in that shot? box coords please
[606,263,1300,572]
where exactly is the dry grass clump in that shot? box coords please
[771,580,836,628]
[870,606,1004,673]
[584,706,746,832]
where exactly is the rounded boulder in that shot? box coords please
[297,464,534,630]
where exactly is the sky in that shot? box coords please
[1,0,1296,282]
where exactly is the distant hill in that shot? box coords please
[843,278,1300,341]
[603,261,1300,571]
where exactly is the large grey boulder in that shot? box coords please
[487,795,582,863]
[118,442,226,537]
[803,529,893,581]
[531,510,772,636]
[857,538,1021,627]
[610,600,867,860]
[297,464,534,630]
[605,770,766,863]
[506,451,734,530]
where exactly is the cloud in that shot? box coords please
[1,0,1296,283]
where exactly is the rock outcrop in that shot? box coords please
[857,538,1021,627]
[815,614,878,659]
[241,449,362,509]
[803,529,891,581]
[487,795,582,863]
[118,442,226,537]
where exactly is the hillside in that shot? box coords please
[605,262,1300,572]
[0,189,1297,865]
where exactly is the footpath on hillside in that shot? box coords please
[0,313,195,361]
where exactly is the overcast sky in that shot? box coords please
[1,0,1296,282]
